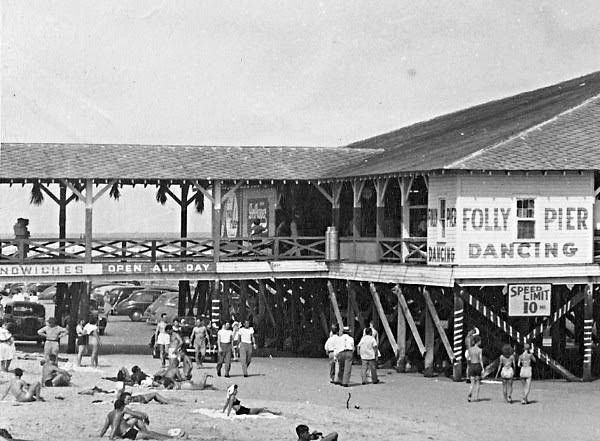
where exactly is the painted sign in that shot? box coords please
[427,245,456,263]
[222,196,240,238]
[508,284,551,316]
[0,264,102,277]
[103,262,215,275]
[247,198,268,236]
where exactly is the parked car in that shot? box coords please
[91,283,138,304]
[37,285,57,301]
[144,292,179,324]
[114,288,176,321]
[107,286,146,312]
[59,298,107,335]
[2,300,46,343]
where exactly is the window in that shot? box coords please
[439,199,446,239]
[516,198,535,239]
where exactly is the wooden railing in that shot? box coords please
[0,236,326,263]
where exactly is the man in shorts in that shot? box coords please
[41,353,71,387]
[0,368,43,402]
[166,325,183,368]
[190,318,210,368]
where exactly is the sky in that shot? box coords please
[1,0,600,235]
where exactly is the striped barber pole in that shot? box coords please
[453,308,464,362]
[211,299,221,325]
[523,291,585,342]
[583,318,594,365]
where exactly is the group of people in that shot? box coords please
[324,321,380,387]
[216,319,257,378]
[466,332,536,405]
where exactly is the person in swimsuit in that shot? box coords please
[37,317,67,361]
[518,343,536,404]
[41,353,71,387]
[98,398,179,439]
[466,335,484,402]
[295,424,338,441]
[84,316,101,368]
[76,318,89,367]
[166,326,183,368]
[154,314,170,368]
[222,384,281,416]
[116,382,182,405]
[1,368,43,402]
[190,318,210,368]
[495,344,515,403]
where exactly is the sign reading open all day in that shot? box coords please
[508,284,551,316]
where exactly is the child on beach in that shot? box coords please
[496,344,515,403]
[518,343,536,404]
[466,335,484,402]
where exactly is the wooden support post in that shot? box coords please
[346,285,354,334]
[552,286,566,357]
[423,287,454,362]
[347,281,366,330]
[222,280,231,321]
[583,283,594,381]
[331,182,343,230]
[212,181,222,262]
[352,180,365,238]
[179,183,189,316]
[55,183,67,324]
[393,285,426,355]
[84,179,93,263]
[423,288,435,377]
[211,280,221,324]
[399,177,413,262]
[396,291,407,372]
[326,281,345,330]
[375,178,389,241]
[258,281,276,329]
[67,283,80,354]
[239,280,249,322]
[453,286,464,381]
[369,283,398,355]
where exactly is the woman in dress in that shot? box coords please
[84,316,100,368]
[518,343,536,404]
[466,335,484,402]
[0,319,16,372]
[496,344,516,403]
[76,318,88,366]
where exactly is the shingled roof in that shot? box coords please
[340,71,600,176]
[0,144,379,181]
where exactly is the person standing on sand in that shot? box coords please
[357,327,379,385]
[84,316,101,368]
[154,313,170,368]
[237,320,256,377]
[0,319,16,372]
[335,326,355,387]
[216,322,233,378]
[324,324,340,383]
[190,318,210,368]
[518,343,536,405]
[76,318,89,367]
[0,368,43,402]
[495,344,515,403]
[37,317,67,361]
[466,335,484,402]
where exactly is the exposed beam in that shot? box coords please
[331,182,343,208]
[393,284,425,355]
[326,281,344,330]
[38,183,60,205]
[423,287,454,361]
[374,178,389,207]
[352,180,366,207]
[92,179,117,204]
[63,179,85,201]
[369,282,398,355]
[164,187,181,206]
[221,181,243,203]
[313,183,333,204]
[191,180,215,205]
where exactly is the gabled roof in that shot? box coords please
[0,144,380,181]
[340,71,600,176]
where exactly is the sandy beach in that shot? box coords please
[1,350,600,441]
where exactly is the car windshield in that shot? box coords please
[12,304,45,316]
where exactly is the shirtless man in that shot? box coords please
[190,318,210,368]
[166,326,183,368]
[1,368,43,402]
[41,353,71,387]
[98,398,177,440]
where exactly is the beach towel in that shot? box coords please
[191,408,280,419]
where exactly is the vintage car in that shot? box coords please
[2,300,46,343]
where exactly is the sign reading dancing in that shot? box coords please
[508,284,551,316]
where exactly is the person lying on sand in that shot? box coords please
[162,373,213,391]
[295,424,338,441]
[115,383,183,405]
[222,384,281,417]
[1,368,43,402]
[98,398,185,439]
[42,354,71,387]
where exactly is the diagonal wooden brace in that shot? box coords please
[393,285,426,355]
[523,290,585,342]
[423,288,454,361]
